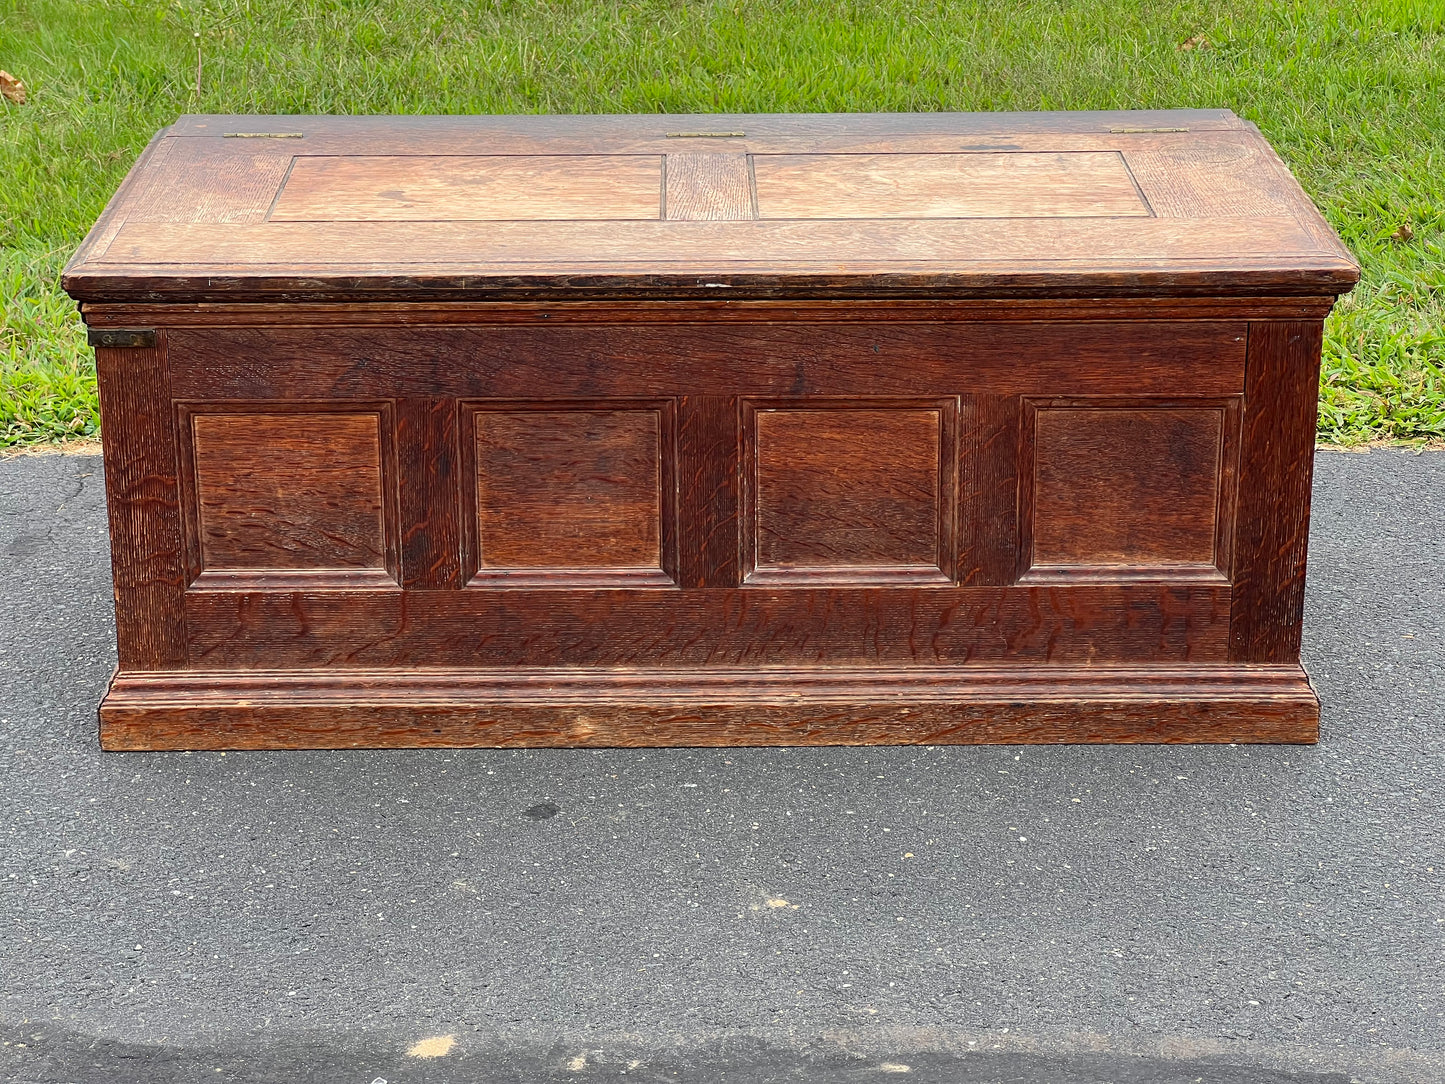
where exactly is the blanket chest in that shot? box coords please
[63,110,1358,750]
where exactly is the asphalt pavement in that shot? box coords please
[0,448,1441,1084]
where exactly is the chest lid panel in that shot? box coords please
[64,110,1358,302]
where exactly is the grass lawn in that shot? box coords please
[2,0,1442,447]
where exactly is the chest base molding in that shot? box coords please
[99,663,1318,750]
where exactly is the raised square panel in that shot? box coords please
[1024,402,1235,582]
[470,406,673,587]
[745,403,956,585]
[188,411,393,586]
[753,152,1150,219]
[270,155,662,222]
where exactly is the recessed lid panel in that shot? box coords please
[270,155,664,222]
[753,152,1150,219]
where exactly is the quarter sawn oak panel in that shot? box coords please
[745,402,956,585]
[271,154,663,222]
[1021,399,1238,582]
[466,404,673,586]
[186,409,395,585]
[753,151,1150,219]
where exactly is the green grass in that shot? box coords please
[3,0,1443,447]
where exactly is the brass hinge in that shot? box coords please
[88,328,157,349]
[223,131,304,139]
[1108,126,1190,134]
[666,131,746,138]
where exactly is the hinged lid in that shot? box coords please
[63,110,1358,303]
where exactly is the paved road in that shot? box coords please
[1,449,1441,1084]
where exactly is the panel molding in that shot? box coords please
[175,400,400,590]
[459,399,678,589]
[1018,396,1241,584]
[87,299,1335,326]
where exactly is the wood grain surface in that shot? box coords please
[958,394,1021,587]
[664,153,755,221]
[675,395,741,588]
[1229,321,1325,661]
[160,320,1249,400]
[94,335,187,668]
[1023,402,1228,576]
[178,584,1232,668]
[81,297,1342,325]
[396,398,461,589]
[271,154,663,221]
[468,405,670,583]
[98,663,1320,750]
[75,112,1355,748]
[189,411,389,573]
[752,151,1149,219]
[745,403,955,584]
[63,110,1358,302]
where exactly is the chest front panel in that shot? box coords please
[113,314,1258,672]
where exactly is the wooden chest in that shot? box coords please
[64,111,1358,750]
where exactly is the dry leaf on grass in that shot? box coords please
[0,70,25,104]
[1390,223,1415,243]
[1177,36,1211,52]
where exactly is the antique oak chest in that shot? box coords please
[64,111,1358,750]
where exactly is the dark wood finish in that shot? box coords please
[1229,321,1325,662]
[93,334,187,669]
[98,664,1320,750]
[959,394,1021,586]
[81,297,1342,325]
[178,584,1230,669]
[743,401,957,585]
[463,402,675,587]
[158,321,1249,400]
[675,395,741,588]
[1018,397,1241,583]
[191,412,386,569]
[69,112,1358,749]
[396,398,461,590]
[176,403,399,589]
